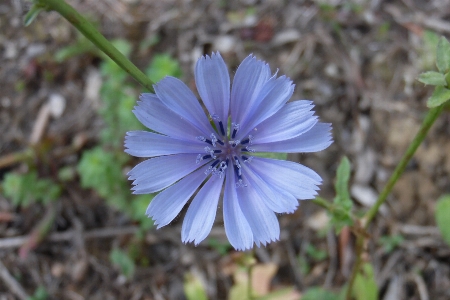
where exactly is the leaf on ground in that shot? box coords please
[435,194,450,246]
[110,248,135,279]
[184,272,208,300]
[353,263,378,300]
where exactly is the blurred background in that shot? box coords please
[1,0,450,299]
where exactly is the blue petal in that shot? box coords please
[134,94,204,141]
[242,163,298,213]
[230,55,271,127]
[238,75,295,138]
[154,76,212,136]
[128,154,208,194]
[146,165,210,228]
[252,122,333,153]
[124,131,203,157]
[195,52,230,124]
[223,165,253,251]
[236,183,280,246]
[248,157,322,200]
[181,175,224,245]
[242,162,299,213]
[249,100,317,144]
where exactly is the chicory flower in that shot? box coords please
[125,53,332,250]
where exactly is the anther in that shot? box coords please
[204,146,217,159]
[219,121,225,136]
[241,147,255,153]
[241,135,253,145]
[242,156,253,163]
[228,139,240,147]
[231,123,240,139]
[210,133,218,147]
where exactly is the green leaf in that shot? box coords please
[435,194,450,246]
[427,85,450,108]
[27,286,49,300]
[77,147,126,199]
[378,234,404,253]
[110,248,135,279]
[418,71,447,86]
[302,287,342,300]
[330,156,353,233]
[436,37,450,73]
[146,54,182,83]
[184,273,208,300]
[353,263,378,300]
[335,156,351,206]
[24,5,45,27]
[306,243,328,261]
[2,171,61,207]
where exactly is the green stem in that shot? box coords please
[312,197,355,221]
[363,105,444,229]
[345,235,364,300]
[35,0,154,92]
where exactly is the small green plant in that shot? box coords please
[330,156,353,233]
[2,171,61,207]
[435,194,450,246]
[418,37,450,107]
[305,243,328,261]
[28,286,49,300]
[208,238,232,255]
[184,273,208,300]
[110,248,135,279]
[145,53,182,83]
[302,287,343,300]
[378,234,404,253]
[352,263,378,300]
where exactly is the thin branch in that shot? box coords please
[0,226,139,249]
[0,260,29,300]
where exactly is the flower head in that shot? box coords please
[125,53,332,250]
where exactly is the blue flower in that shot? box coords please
[125,53,332,250]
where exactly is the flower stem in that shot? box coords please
[362,105,444,229]
[35,0,154,92]
[346,105,444,300]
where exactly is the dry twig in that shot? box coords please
[0,260,29,300]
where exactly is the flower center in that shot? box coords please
[196,118,254,187]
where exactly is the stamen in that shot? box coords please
[205,159,220,175]
[219,121,226,136]
[204,146,217,159]
[210,133,218,147]
[197,136,213,145]
[196,154,203,164]
[231,123,240,139]
[242,156,253,163]
[211,114,226,136]
[241,147,255,153]
[228,139,241,148]
[241,135,253,145]
[233,156,242,176]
